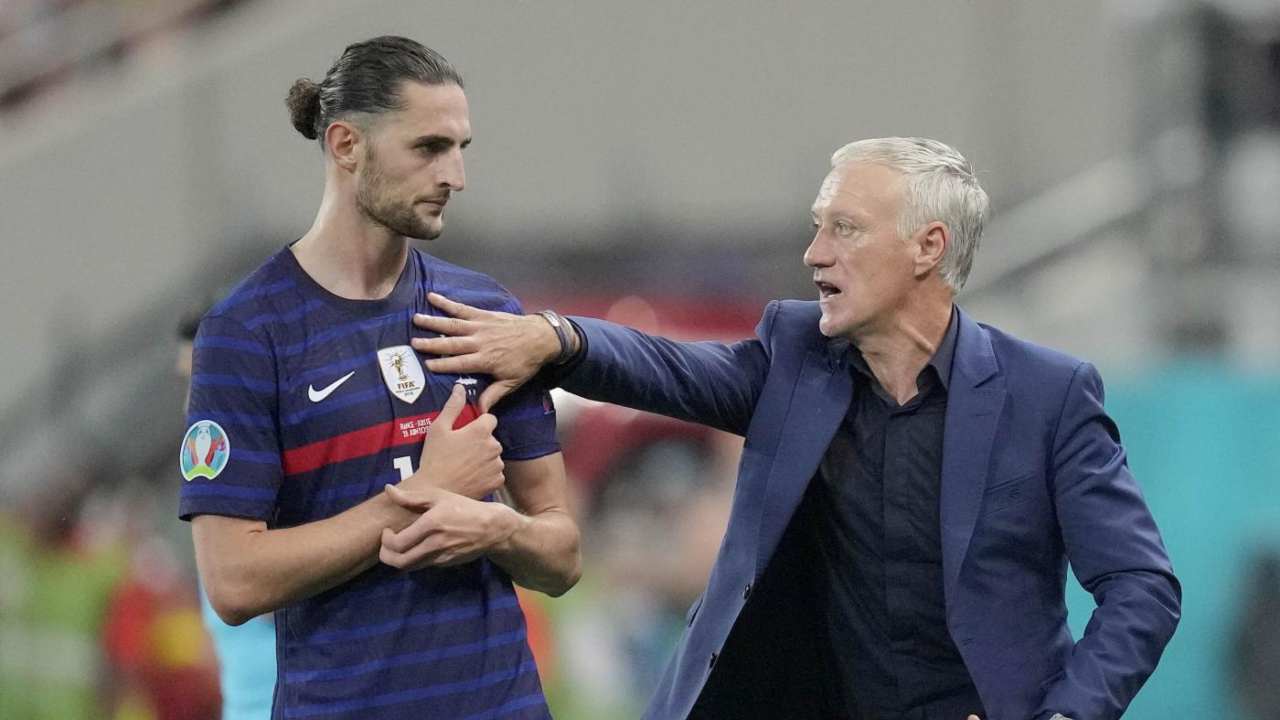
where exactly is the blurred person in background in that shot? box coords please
[407,137,1181,720]
[100,514,221,720]
[1230,549,1280,720]
[178,35,578,720]
[546,422,738,718]
[586,432,737,700]
[175,302,276,720]
[0,460,127,719]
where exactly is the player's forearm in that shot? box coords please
[486,506,581,597]
[196,494,417,625]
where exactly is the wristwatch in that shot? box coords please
[538,309,576,365]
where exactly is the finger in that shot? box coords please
[428,292,485,320]
[381,516,435,554]
[380,534,444,569]
[465,412,498,436]
[412,313,471,336]
[411,335,476,356]
[424,355,491,375]
[478,381,518,413]
[384,483,437,510]
[434,383,466,427]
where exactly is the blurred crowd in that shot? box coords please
[1,2,1278,718]
[0,291,754,719]
[0,0,250,111]
[0,448,220,718]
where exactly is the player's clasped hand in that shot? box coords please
[404,382,505,501]
[379,484,523,570]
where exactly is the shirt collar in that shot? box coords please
[847,305,959,391]
[930,305,959,391]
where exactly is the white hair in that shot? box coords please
[830,137,989,291]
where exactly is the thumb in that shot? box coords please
[478,380,518,413]
[435,383,466,428]
[384,483,435,510]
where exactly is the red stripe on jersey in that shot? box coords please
[282,406,480,476]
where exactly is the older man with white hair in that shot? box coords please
[399,137,1182,720]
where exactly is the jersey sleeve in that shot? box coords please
[491,296,560,461]
[178,313,283,522]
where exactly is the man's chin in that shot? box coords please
[414,212,444,240]
[406,219,444,241]
[817,313,839,338]
[817,310,856,340]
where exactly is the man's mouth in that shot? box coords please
[815,280,841,299]
[417,199,447,216]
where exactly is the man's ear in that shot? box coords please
[914,221,949,279]
[325,120,363,173]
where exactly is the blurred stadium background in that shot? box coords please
[1,0,1278,717]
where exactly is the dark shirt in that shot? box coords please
[806,307,986,719]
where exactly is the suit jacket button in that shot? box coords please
[708,652,718,670]
[742,583,753,600]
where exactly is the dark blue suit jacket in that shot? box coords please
[561,300,1180,720]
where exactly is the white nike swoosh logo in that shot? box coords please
[308,370,356,403]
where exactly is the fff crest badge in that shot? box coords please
[180,420,230,481]
[378,345,425,403]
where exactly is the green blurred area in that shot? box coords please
[1066,364,1280,720]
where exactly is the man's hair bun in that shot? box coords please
[285,78,322,140]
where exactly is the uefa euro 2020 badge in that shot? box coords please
[180,419,231,481]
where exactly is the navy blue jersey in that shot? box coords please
[179,246,557,720]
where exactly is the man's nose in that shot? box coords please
[803,232,830,268]
[440,150,465,191]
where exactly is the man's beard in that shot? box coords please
[356,150,442,240]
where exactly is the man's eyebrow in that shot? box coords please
[412,134,468,147]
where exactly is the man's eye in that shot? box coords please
[835,221,852,235]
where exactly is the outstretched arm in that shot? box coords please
[412,293,774,436]
[556,313,769,435]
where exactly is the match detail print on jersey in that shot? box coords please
[280,405,480,476]
[378,345,426,403]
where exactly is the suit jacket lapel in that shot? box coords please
[940,309,1007,599]
[753,345,851,576]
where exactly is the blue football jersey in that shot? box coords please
[179,246,557,720]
